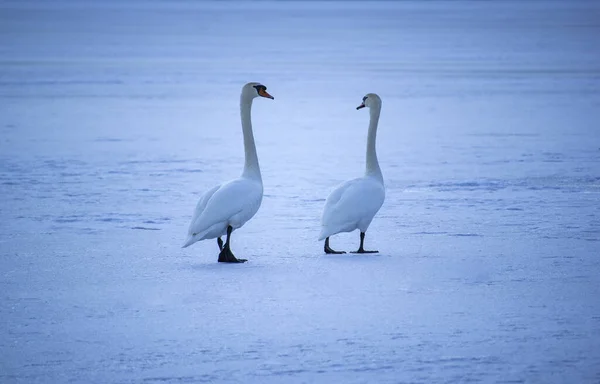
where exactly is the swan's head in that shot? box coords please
[356,93,381,110]
[243,82,274,100]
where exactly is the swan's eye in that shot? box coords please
[362,96,368,102]
[253,85,266,93]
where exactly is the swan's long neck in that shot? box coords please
[240,95,262,181]
[365,105,383,182]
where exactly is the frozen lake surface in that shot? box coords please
[1,1,599,382]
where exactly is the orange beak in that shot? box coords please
[356,103,365,110]
[258,88,274,99]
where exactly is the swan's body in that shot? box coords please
[318,176,384,240]
[183,178,262,246]
[183,82,274,263]
[319,93,385,254]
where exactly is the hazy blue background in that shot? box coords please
[1,1,599,383]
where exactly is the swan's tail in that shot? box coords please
[319,223,354,241]
[182,224,220,248]
[182,235,198,248]
[318,227,330,241]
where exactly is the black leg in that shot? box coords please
[324,237,346,254]
[351,232,378,254]
[218,226,247,263]
[217,237,223,251]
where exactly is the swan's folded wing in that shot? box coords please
[321,179,363,224]
[320,178,384,237]
[188,178,262,236]
[187,184,221,234]
[322,179,357,209]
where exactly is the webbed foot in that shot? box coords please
[324,237,346,254]
[218,247,247,263]
[351,249,379,254]
[351,232,377,254]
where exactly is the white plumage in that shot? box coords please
[318,177,385,240]
[182,178,263,247]
[182,82,273,262]
[319,93,385,253]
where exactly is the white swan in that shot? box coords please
[318,93,385,254]
[182,82,274,263]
